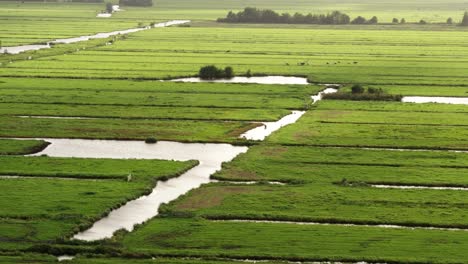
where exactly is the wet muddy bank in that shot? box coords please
[211,218,468,232]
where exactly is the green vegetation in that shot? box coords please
[218,8,353,25]
[199,65,234,80]
[0,156,196,250]
[0,139,49,155]
[324,85,403,101]
[2,1,468,263]
[268,100,468,149]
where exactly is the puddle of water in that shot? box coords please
[0,175,103,181]
[170,76,310,85]
[311,88,338,104]
[211,180,286,185]
[17,115,96,120]
[29,138,247,241]
[371,184,468,191]
[58,255,75,262]
[97,13,112,18]
[216,219,467,232]
[402,96,468,105]
[0,20,190,54]
[240,110,305,141]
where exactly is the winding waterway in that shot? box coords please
[0,20,190,54]
[21,86,336,241]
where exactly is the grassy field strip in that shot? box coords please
[119,218,468,263]
[0,155,197,250]
[3,27,468,90]
[268,100,468,150]
[316,100,468,112]
[0,139,49,155]
[0,116,258,143]
[0,175,108,181]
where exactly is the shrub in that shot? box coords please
[368,16,378,24]
[400,18,406,24]
[246,69,252,78]
[145,137,157,144]
[392,18,399,23]
[351,84,365,94]
[199,65,235,80]
[419,19,427,25]
[224,66,234,79]
[199,65,219,79]
[367,87,383,94]
[351,16,367,24]
[447,17,453,24]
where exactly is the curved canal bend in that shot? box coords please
[24,84,338,241]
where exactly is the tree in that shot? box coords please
[224,66,234,79]
[392,18,399,23]
[199,65,235,79]
[351,16,367,24]
[419,19,427,25]
[368,16,378,24]
[351,84,365,94]
[199,65,220,80]
[461,11,468,26]
[105,2,113,13]
[400,18,406,24]
[447,17,453,24]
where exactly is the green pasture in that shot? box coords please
[0,156,195,250]
[2,26,468,93]
[0,139,49,155]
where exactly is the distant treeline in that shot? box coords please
[217,8,378,25]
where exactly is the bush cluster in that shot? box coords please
[218,8,379,25]
[199,65,235,80]
[324,84,403,101]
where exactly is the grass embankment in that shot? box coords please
[0,77,320,142]
[119,217,468,263]
[0,157,197,251]
[268,100,468,150]
[112,100,468,263]
[0,139,49,155]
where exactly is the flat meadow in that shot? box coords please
[1,0,468,263]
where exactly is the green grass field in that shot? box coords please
[0,139,49,155]
[2,0,468,263]
[0,156,196,251]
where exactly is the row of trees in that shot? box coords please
[217,8,378,25]
[218,8,468,26]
